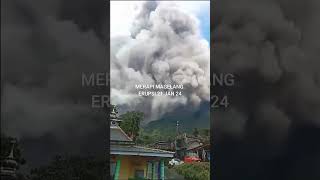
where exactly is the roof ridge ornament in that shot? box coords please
[1,139,18,178]
[110,105,122,127]
[8,139,16,159]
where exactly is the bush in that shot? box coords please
[173,162,210,180]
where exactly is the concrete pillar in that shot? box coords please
[114,158,121,180]
[160,159,165,180]
[147,162,152,179]
[152,161,158,180]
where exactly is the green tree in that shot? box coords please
[199,129,210,137]
[119,111,144,141]
[174,162,210,180]
[192,128,199,137]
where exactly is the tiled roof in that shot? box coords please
[110,127,132,142]
[111,144,175,158]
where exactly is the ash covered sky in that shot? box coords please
[110,1,210,121]
[212,0,320,179]
[1,0,108,171]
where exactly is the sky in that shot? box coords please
[111,1,210,42]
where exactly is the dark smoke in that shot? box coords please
[1,0,108,170]
[212,0,320,179]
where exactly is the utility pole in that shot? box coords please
[176,120,180,135]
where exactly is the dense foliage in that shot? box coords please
[119,111,144,141]
[136,128,210,146]
[174,162,210,180]
[136,128,176,145]
[117,109,210,145]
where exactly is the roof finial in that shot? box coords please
[8,139,16,159]
[110,105,121,127]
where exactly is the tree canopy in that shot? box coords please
[119,111,144,141]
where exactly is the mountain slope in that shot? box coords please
[143,102,210,134]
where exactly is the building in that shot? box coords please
[150,141,175,151]
[175,130,210,162]
[186,144,210,162]
[0,140,18,180]
[110,106,174,180]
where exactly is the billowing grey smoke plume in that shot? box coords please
[212,0,320,179]
[2,0,107,139]
[111,1,210,120]
[1,0,108,169]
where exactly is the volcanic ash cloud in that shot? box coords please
[111,2,210,120]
